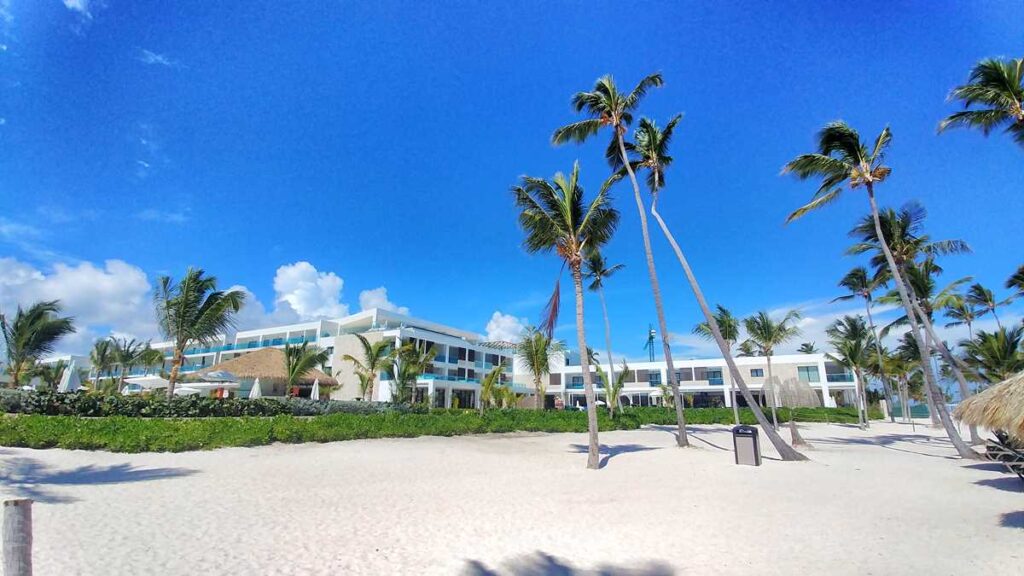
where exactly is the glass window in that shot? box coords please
[750,368,764,377]
[694,367,708,381]
[707,369,723,385]
[798,366,821,383]
[648,371,662,386]
[675,368,693,382]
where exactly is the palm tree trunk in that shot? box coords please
[765,354,779,430]
[598,288,616,404]
[571,263,600,470]
[723,339,740,425]
[167,349,182,399]
[647,194,805,461]
[863,300,896,423]
[864,185,977,459]
[856,370,869,429]
[991,307,1002,330]
[788,409,809,446]
[534,376,543,410]
[616,132,687,448]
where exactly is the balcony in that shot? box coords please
[827,373,855,383]
[708,377,724,386]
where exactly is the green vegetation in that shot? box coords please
[0,406,881,453]
[1,300,77,388]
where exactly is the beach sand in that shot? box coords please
[1,420,1020,575]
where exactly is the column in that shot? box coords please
[444,386,453,408]
[817,358,835,408]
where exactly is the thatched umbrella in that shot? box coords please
[198,348,336,397]
[954,371,1024,439]
[765,377,821,448]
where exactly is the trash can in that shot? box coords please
[732,425,761,466]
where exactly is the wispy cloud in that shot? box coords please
[62,0,92,18]
[0,217,70,262]
[136,49,180,68]
[136,208,189,224]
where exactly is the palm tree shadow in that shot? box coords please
[0,457,197,504]
[1000,511,1024,529]
[974,476,1024,493]
[813,434,961,460]
[646,424,730,451]
[462,551,675,575]
[568,444,661,469]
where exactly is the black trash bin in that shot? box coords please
[732,425,761,466]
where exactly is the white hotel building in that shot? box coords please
[68,308,858,408]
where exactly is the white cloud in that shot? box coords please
[136,49,179,68]
[62,0,91,17]
[358,286,409,315]
[137,208,189,224]
[0,217,66,261]
[0,257,157,353]
[485,311,527,342]
[272,262,348,320]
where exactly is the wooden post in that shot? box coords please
[3,499,32,576]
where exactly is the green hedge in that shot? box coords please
[0,406,879,453]
[621,406,882,426]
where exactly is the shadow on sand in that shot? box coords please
[1000,511,1024,529]
[812,433,961,460]
[462,551,675,575]
[0,457,197,504]
[567,444,661,469]
[974,476,1024,494]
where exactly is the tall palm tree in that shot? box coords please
[138,345,165,376]
[1007,264,1024,297]
[797,342,818,354]
[939,57,1024,147]
[965,283,1011,330]
[112,337,145,392]
[737,341,760,357]
[826,315,875,429]
[833,266,896,422]
[387,342,435,404]
[693,304,742,424]
[584,250,624,387]
[960,327,1024,385]
[944,295,979,340]
[783,121,978,459]
[0,301,76,388]
[153,268,245,399]
[895,330,941,427]
[515,327,566,410]
[89,338,116,389]
[478,362,505,415]
[551,74,697,449]
[512,161,619,469]
[742,310,802,433]
[342,334,393,401]
[284,342,330,397]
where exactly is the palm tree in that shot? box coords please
[960,327,1024,385]
[89,338,116,389]
[551,74,697,449]
[827,315,875,429]
[112,337,145,392]
[0,301,76,388]
[833,266,896,422]
[342,334,393,401]
[693,304,742,424]
[154,268,245,399]
[939,57,1024,147]
[34,360,67,390]
[515,327,566,410]
[283,342,330,397]
[944,295,979,340]
[797,342,818,354]
[389,342,435,405]
[512,162,619,470]
[965,283,1011,330]
[737,341,761,357]
[742,310,802,434]
[584,250,624,387]
[783,121,978,459]
[1007,264,1024,297]
[478,363,505,415]
[138,345,165,376]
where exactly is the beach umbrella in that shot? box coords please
[202,370,237,382]
[248,378,262,399]
[57,359,82,393]
[954,371,1024,438]
[310,379,320,401]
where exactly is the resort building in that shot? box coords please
[57,309,857,408]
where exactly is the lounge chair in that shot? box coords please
[985,434,1024,482]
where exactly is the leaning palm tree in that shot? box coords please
[551,74,696,449]
[112,337,145,392]
[153,268,245,398]
[742,310,802,432]
[797,342,818,354]
[284,342,330,397]
[478,363,505,415]
[584,250,624,387]
[783,121,978,459]
[960,327,1024,385]
[512,161,619,469]
[965,283,1011,330]
[833,266,896,422]
[515,327,566,410]
[342,334,393,401]
[939,57,1024,147]
[1007,264,1024,297]
[89,338,116,389]
[0,301,76,388]
[827,315,875,429]
[693,304,742,424]
[944,295,979,340]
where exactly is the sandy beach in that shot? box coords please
[1,421,1020,575]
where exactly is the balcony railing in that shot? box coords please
[827,373,855,383]
[708,377,724,386]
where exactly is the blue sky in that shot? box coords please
[0,1,1021,357]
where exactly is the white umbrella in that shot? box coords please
[57,359,82,393]
[248,378,262,399]
[174,387,202,396]
[310,379,320,401]
[125,375,170,390]
[202,370,237,382]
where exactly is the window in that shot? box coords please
[750,368,764,378]
[569,375,584,389]
[648,371,662,386]
[798,366,821,383]
[675,368,693,382]
[694,367,708,381]
[707,369,723,385]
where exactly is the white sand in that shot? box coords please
[1,421,1021,575]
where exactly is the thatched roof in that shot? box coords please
[197,348,336,385]
[954,371,1024,437]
